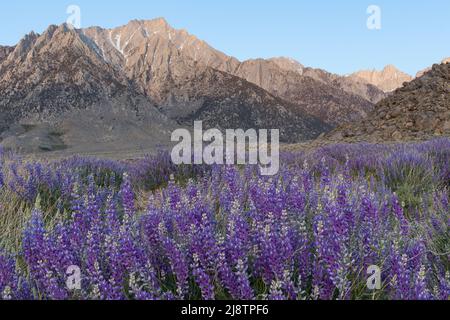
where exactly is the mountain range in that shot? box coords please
[0,18,446,154]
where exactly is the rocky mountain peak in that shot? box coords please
[5,31,39,63]
[268,57,304,74]
[349,65,412,92]
[0,22,177,154]
[382,64,398,73]
[82,18,239,73]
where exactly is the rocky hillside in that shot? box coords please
[0,46,14,64]
[416,57,450,78]
[349,65,413,92]
[327,61,450,143]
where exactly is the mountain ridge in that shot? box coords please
[0,21,329,153]
[1,18,443,155]
[81,18,386,124]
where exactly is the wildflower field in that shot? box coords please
[0,139,448,300]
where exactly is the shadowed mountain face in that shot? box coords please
[327,61,450,143]
[163,68,330,142]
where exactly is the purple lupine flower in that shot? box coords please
[0,163,4,190]
[392,194,409,235]
[0,254,18,300]
[191,253,215,300]
[22,210,68,299]
[161,237,189,299]
[413,265,431,300]
[0,138,447,300]
[120,173,136,217]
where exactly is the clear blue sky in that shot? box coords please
[1,0,449,75]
